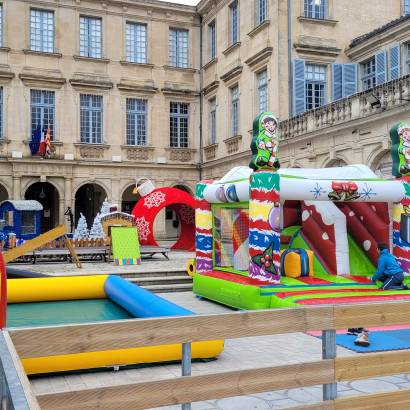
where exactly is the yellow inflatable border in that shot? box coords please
[7,275,224,375]
[7,275,108,303]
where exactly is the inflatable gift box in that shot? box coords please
[280,248,314,278]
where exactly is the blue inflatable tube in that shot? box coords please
[104,275,193,318]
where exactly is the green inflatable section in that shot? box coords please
[285,227,329,277]
[192,225,379,310]
[280,226,302,251]
[7,299,132,328]
[347,235,376,276]
[193,273,271,310]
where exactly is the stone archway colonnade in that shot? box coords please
[0,174,195,234]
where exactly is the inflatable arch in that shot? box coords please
[132,187,195,251]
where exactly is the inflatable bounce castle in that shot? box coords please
[193,113,410,309]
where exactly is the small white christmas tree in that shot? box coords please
[100,198,111,216]
[73,213,89,239]
[89,213,105,239]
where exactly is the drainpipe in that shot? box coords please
[199,15,204,181]
[288,0,292,117]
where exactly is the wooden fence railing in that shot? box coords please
[4,237,107,251]
[39,237,107,249]
[3,301,410,409]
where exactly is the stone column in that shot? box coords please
[64,178,73,232]
[59,198,65,227]
[111,178,121,208]
[12,176,21,200]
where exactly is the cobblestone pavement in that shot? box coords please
[23,255,410,409]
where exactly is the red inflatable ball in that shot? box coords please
[132,187,195,251]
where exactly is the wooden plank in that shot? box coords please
[9,305,334,358]
[63,235,82,268]
[36,360,334,410]
[1,332,40,410]
[336,350,410,381]
[288,403,334,410]
[334,301,410,329]
[3,225,67,264]
[334,389,410,409]
[33,248,107,256]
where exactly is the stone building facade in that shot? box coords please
[199,0,410,179]
[1,0,410,236]
[0,0,200,233]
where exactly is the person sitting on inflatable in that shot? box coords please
[372,243,408,290]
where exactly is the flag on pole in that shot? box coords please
[44,124,52,158]
[29,123,41,155]
[38,125,46,157]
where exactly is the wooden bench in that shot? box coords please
[140,246,170,260]
[20,247,109,264]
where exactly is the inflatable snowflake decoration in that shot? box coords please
[179,205,195,224]
[135,216,150,241]
[143,191,166,208]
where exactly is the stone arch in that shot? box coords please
[121,183,139,214]
[321,156,349,168]
[172,184,193,195]
[73,180,111,202]
[74,182,108,228]
[371,150,393,178]
[22,178,63,201]
[0,183,9,203]
[24,181,60,233]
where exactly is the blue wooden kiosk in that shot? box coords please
[0,200,43,241]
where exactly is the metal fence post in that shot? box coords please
[181,342,192,410]
[322,329,337,401]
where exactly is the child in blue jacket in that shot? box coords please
[372,243,407,290]
[351,243,408,346]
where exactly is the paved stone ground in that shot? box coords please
[8,249,194,276]
[20,255,410,409]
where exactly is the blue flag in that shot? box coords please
[29,123,41,155]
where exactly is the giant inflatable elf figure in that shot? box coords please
[249,112,280,171]
[391,121,410,177]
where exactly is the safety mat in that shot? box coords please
[309,328,410,353]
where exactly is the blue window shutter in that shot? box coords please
[376,50,387,85]
[404,0,410,15]
[293,59,306,115]
[390,44,401,80]
[332,64,343,101]
[343,63,357,97]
